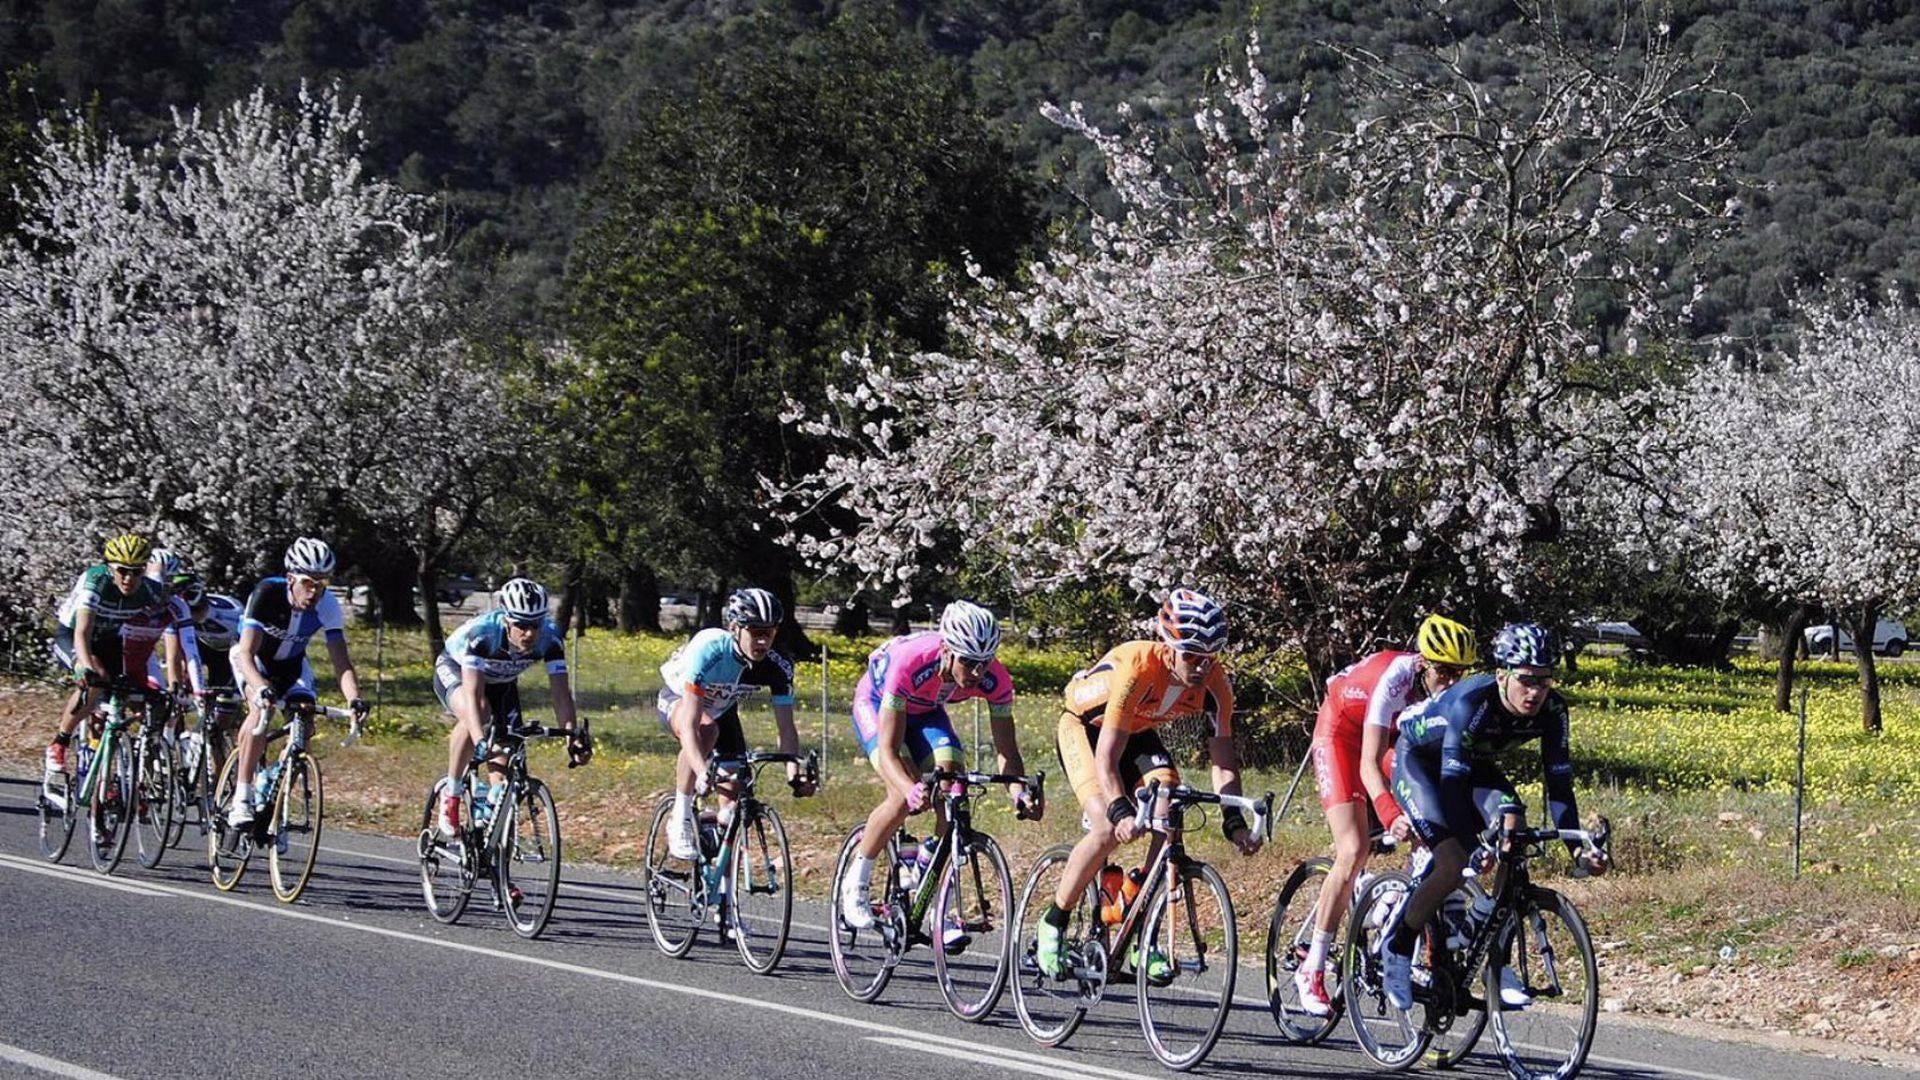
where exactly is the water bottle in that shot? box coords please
[897,834,923,892]
[1098,865,1127,926]
[180,729,203,777]
[1442,890,1472,950]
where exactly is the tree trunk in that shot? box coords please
[698,585,727,630]
[1774,604,1813,713]
[1852,601,1884,734]
[418,550,447,655]
[767,568,818,659]
[833,597,872,637]
[364,557,422,627]
[553,561,583,635]
[617,562,661,633]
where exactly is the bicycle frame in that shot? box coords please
[702,751,814,911]
[74,683,144,810]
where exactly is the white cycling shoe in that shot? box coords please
[839,873,876,930]
[666,811,699,861]
[1497,965,1534,1008]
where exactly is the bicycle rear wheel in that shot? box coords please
[501,779,562,939]
[730,802,793,973]
[1010,844,1094,1047]
[88,738,133,873]
[268,755,323,902]
[827,825,903,1003]
[1137,860,1238,1071]
[133,733,176,869]
[930,831,1014,1021]
[643,798,704,957]
[1265,856,1342,1044]
[1487,888,1598,1080]
[207,753,251,890]
[419,783,473,924]
[1342,871,1433,1071]
[37,758,78,862]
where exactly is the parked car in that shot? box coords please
[436,574,485,606]
[1804,619,1909,658]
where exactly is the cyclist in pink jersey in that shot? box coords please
[1292,614,1477,1016]
[838,601,1042,946]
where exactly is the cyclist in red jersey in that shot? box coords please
[1293,614,1478,1015]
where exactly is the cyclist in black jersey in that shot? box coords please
[226,538,368,828]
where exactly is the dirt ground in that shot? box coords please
[4,682,1915,1066]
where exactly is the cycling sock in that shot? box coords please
[444,774,464,796]
[1388,923,1420,956]
[1304,928,1333,970]
[850,854,875,887]
[672,791,693,823]
[1042,903,1070,930]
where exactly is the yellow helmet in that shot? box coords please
[1417,614,1479,667]
[103,533,152,569]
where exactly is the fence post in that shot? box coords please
[1794,683,1809,879]
[820,643,830,784]
[374,597,386,726]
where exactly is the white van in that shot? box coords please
[1804,619,1909,658]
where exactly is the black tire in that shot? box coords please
[1137,861,1239,1071]
[1487,888,1599,1080]
[931,831,1015,1022]
[87,737,134,874]
[37,755,78,863]
[1010,844,1094,1047]
[1265,856,1343,1044]
[730,802,793,973]
[268,755,323,903]
[133,731,176,870]
[193,725,231,841]
[419,784,473,925]
[1427,879,1492,1070]
[827,825,903,1003]
[501,779,563,939]
[1341,871,1433,1071]
[207,752,251,891]
[1885,639,1905,658]
[643,798,704,957]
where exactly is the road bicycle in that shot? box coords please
[1011,781,1273,1071]
[207,698,359,902]
[646,749,819,974]
[1265,833,1488,1067]
[827,767,1043,1020]
[417,721,573,939]
[1344,820,1611,1079]
[38,677,145,873]
[169,690,242,848]
[129,686,182,869]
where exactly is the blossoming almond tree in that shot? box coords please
[1647,299,1920,733]
[785,5,1736,671]
[0,84,501,622]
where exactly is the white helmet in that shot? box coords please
[146,547,184,581]
[284,537,336,577]
[939,600,1002,662]
[496,578,549,624]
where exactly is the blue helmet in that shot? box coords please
[1491,623,1556,668]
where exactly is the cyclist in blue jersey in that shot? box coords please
[433,578,590,834]
[657,588,813,860]
[1378,622,1609,1010]
[226,538,368,828]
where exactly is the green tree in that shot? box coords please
[557,7,1036,648]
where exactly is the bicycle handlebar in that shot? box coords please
[914,767,1045,815]
[706,749,822,791]
[1132,781,1275,843]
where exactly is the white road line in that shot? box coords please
[0,1040,127,1080]
[1,857,172,898]
[865,1036,1152,1080]
[0,853,1159,1080]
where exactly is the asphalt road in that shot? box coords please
[0,774,1910,1080]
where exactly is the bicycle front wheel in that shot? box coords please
[88,739,133,874]
[419,783,473,924]
[268,755,323,902]
[730,802,793,973]
[932,831,1014,1022]
[1342,871,1432,1071]
[1427,878,1492,1070]
[133,733,176,869]
[207,753,251,890]
[643,798,703,957]
[501,779,563,939]
[827,825,903,1003]
[1136,860,1238,1071]
[1265,856,1342,1044]
[1009,844,1094,1048]
[37,758,78,863]
[1487,888,1598,1080]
